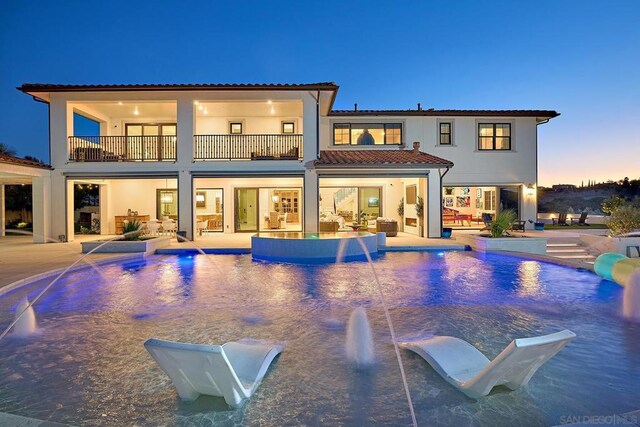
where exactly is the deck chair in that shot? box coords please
[481,213,493,227]
[144,338,285,407]
[570,211,590,226]
[552,213,568,226]
[268,212,281,229]
[511,220,526,232]
[399,329,575,399]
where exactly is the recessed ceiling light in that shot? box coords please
[267,100,272,104]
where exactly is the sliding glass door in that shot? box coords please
[235,188,259,232]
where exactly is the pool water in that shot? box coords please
[0,251,638,426]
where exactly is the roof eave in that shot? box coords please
[314,162,453,169]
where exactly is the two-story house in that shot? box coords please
[17,82,558,243]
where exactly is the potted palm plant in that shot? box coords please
[415,196,424,237]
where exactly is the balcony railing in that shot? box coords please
[194,134,303,160]
[69,136,177,162]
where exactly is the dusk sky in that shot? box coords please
[1,0,638,186]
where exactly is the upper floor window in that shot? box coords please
[439,122,452,145]
[229,122,243,134]
[333,123,402,145]
[478,123,511,150]
[282,121,295,134]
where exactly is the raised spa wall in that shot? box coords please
[251,233,379,263]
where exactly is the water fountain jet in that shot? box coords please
[623,271,640,321]
[346,307,374,367]
[13,298,37,337]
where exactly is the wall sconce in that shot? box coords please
[195,194,205,203]
[272,195,280,204]
[526,183,535,197]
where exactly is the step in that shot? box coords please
[547,243,580,247]
[554,255,596,259]
[546,248,588,253]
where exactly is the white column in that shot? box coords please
[178,170,193,240]
[176,96,195,166]
[521,184,537,227]
[49,95,71,168]
[32,176,51,243]
[426,171,442,238]
[302,95,318,163]
[99,184,110,235]
[0,184,5,237]
[50,171,67,242]
[303,168,319,233]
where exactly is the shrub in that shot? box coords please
[601,195,625,215]
[397,197,404,218]
[608,205,640,236]
[415,196,424,219]
[484,209,517,238]
[122,220,143,241]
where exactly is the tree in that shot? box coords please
[24,155,44,164]
[0,142,17,157]
[601,195,625,215]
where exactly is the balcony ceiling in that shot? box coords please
[71,101,177,120]
[195,101,302,117]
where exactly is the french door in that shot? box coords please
[235,188,259,232]
[125,123,176,161]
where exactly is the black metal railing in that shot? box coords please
[194,134,303,160]
[68,136,177,162]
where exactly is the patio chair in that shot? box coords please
[196,220,208,236]
[511,220,526,232]
[552,213,568,226]
[268,212,281,229]
[145,220,160,235]
[481,213,493,227]
[399,329,575,399]
[162,220,176,235]
[570,211,590,226]
[144,338,285,407]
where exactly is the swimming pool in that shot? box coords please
[0,251,638,426]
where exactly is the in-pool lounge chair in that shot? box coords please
[144,338,285,407]
[399,329,576,399]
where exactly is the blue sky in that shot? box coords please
[1,0,638,186]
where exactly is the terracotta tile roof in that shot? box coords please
[315,149,453,168]
[0,153,51,169]
[330,109,559,119]
[18,82,338,93]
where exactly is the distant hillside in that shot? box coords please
[538,178,640,214]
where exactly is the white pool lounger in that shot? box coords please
[144,338,285,407]
[399,330,576,399]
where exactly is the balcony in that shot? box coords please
[194,134,303,160]
[69,136,177,162]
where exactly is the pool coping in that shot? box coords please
[0,253,146,297]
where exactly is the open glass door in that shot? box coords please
[235,188,259,232]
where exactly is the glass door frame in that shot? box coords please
[125,122,177,161]
[196,187,224,233]
[318,186,383,225]
[234,187,260,232]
